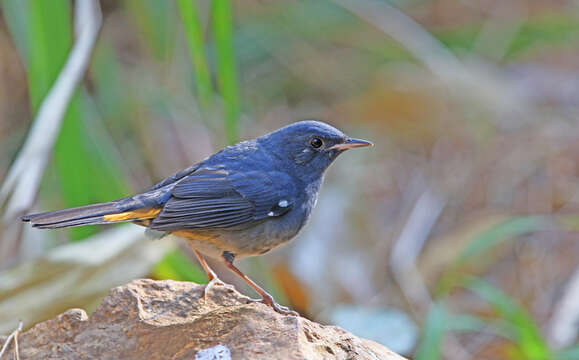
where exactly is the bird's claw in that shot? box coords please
[203,278,235,299]
[246,296,299,316]
[270,302,299,316]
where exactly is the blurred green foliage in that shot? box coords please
[466,278,551,359]
[153,249,207,284]
[126,0,176,61]
[435,15,579,59]
[415,302,446,360]
[177,0,213,114]
[438,216,547,294]
[415,214,573,359]
[4,0,128,240]
[211,0,240,144]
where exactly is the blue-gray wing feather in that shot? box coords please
[150,168,296,230]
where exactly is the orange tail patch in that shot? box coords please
[103,208,161,222]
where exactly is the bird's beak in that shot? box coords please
[329,138,373,151]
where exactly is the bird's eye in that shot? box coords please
[310,137,323,149]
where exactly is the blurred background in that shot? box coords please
[1,0,579,358]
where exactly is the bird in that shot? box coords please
[22,120,372,315]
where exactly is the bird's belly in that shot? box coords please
[231,220,300,256]
[170,231,227,259]
[172,218,302,259]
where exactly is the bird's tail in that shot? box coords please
[22,198,162,229]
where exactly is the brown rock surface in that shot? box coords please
[0,279,406,360]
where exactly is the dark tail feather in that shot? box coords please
[22,201,123,229]
[21,199,162,229]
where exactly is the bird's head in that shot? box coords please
[259,120,372,180]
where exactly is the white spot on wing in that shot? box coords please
[278,200,289,207]
[268,211,275,216]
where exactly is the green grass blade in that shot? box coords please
[438,216,548,294]
[212,0,240,144]
[457,216,547,265]
[177,0,214,113]
[450,313,516,340]
[415,302,447,360]
[24,0,71,112]
[445,313,490,333]
[465,278,552,360]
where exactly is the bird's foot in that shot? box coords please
[203,277,235,299]
[246,295,299,316]
[268,301,299,316]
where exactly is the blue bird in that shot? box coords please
[22,120,372,315]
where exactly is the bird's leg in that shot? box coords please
[221,251,298,316]
[193,249,220,281]
[193,250,233,297]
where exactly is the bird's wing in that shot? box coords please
[149,163,202,190]
[149,168,297,231]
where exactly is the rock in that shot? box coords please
[0,279,406,360]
